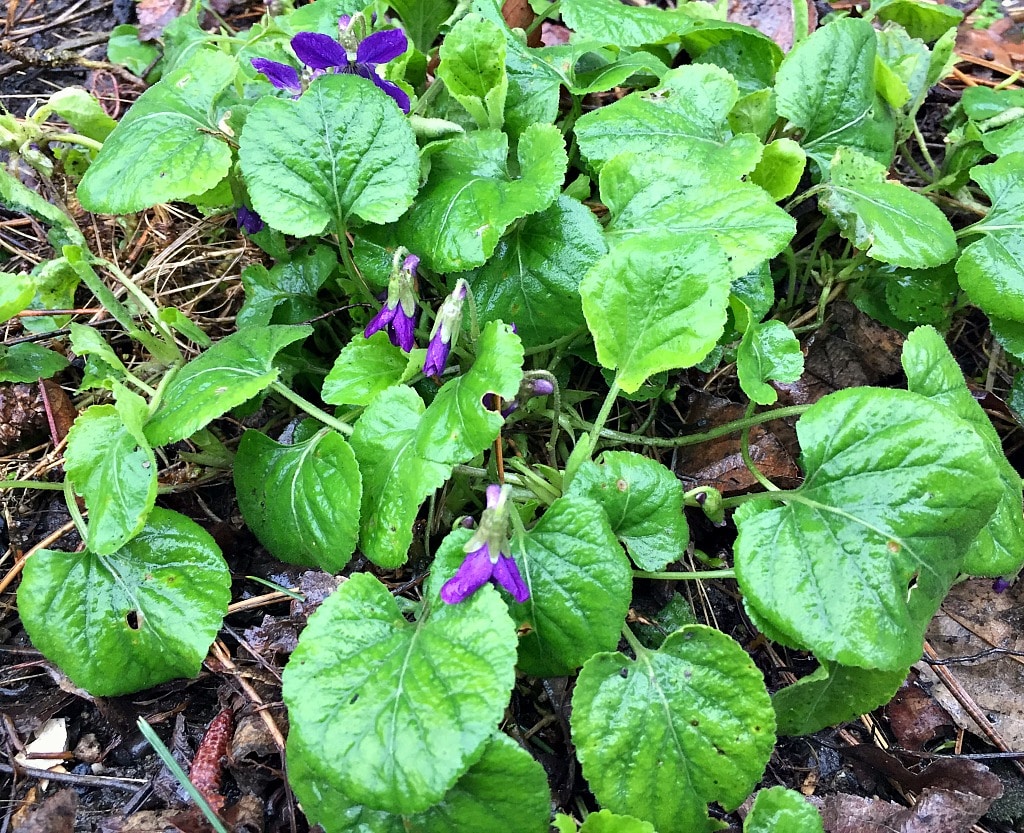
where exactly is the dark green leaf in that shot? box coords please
[736,320,804,406]
[388,0,457,52]
[775,18,895,171]
[238,244,336,328]
[234,428,362,572]
[734,388,1003,670]
[566,451,688,571]
[145,325,311,446]
[0,343,69,383]
[18,508,229,696]
[240,74,419,237]
[78,49,236,213]
[351,322,523,567]
[572,626,776,833]
[902,325,1024,576]
[282,572,517,813]
[772,661,908,736]
[397,124,568,272]
[460,196,605,348]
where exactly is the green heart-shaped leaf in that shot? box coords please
[18,508,229,696]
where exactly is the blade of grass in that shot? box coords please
[136,717,230,833]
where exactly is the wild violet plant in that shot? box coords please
[3,0,1024,830]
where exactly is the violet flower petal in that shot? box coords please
[250,58,301,93]
[492,553,530,602]
[485,484,502,508]
[236,206,264,234]
[391,306,416,352]
[291,31,348,69]
[440,546,494,604]
[372,76,411,113]
[357,28,408,65]
[364,303,396,340]
[423,335,450,378]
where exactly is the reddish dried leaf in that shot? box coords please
[11,789,77,833]
[673,392,801,495]
[727,0,817,51]
[956,27,1017,69]
[39,379,76,442]
[502,0,541,47]
[188,708,234,813]
[886,675,955,752]
[137,0,188,40]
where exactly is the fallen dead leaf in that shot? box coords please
[917,578,1024,749]
[885,672,955,752]
[11,789,77,833]
[137,0,188,41]
[727,0,818,51]
[14,717,68,770]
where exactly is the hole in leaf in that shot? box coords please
[126,610,142,630]
[349,693,359,705]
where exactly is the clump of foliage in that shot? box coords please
[3,0,1024,830]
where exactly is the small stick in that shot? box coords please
[0,519,77,595]
[208,641,286,753]
[0,760,146,791]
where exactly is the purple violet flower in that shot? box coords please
[250,57,302,95]
[365,252,419,352]
[441,484,529,604]
[993,577,1013,593]
[483,374,556,417]
[236,206,264,234]
[251,15,410,112]
[424,280,468,380]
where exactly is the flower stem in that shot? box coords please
[552,403,811,448]
[270,381,353,436]
[0,479,66,490]
[633,568,736,581]
[563,378,620,487]
[525,0,561,36]
[63,479,89,544]
[741,403,779,492]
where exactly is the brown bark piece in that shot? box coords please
[12,789,77,833]
[885,673,955,752]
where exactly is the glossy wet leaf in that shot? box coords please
[772,661,908,736]
[240,74,419,237]
[749,138,806,200]
[0,343,69,383]
[561,0,705,47]
[737,319,804,406]
[322,332,419,408]
[821,148,957,268]
[288,732,549,833]
[78,50,236,213]
[18,508,229,697]
[601,154,796,279]
[283,572,517,814]
[581,234,732,394]
[65,402,157,556]
[235,428,361,573]
[351,322,523,567]
[956,153,1024,323]
[744,786,824,833]
[37,87,117,141]
[145,325,311,446]
[497,497,633,677]
[575,64,759,174]
[437,14,507,129]
[0,272,33,323]
[460,196,605,348]
[577,810,656,833]
[0,169,85,249]
[734,387,1003,670]
[873,0,963,43]
[572,625,776,833]
[566,451,688,571]
[902,325,1024,576]
[388,0,457,52]
[775,18,895,171]
[238,243,336,328]
[397,124,567,272]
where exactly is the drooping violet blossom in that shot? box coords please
[251,14,410,112]
[250,57,302,95]
[236,206,264,234]
[483,374,556,417]
[441,484,529,605]
[365,252,419,352]
[993,577,1013,593]
[424,280,468,379]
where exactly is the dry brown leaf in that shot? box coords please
[917,578,1024,749]
[137,0,188,41]
[11,789,77,833]
[727,0,818,51]
[885,672,955,752]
